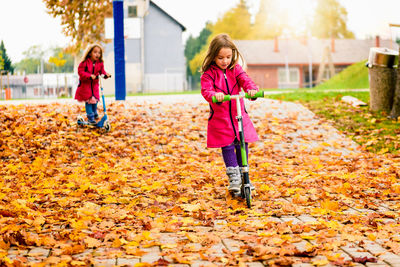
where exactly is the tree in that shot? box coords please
[0,41,14,73]
[15,45,78,74]
[189,0,253,75]
[211,0,252,40]
[184,23,212,89]
[0,54,4,71]
[311,0,354,39]
[43,0,112,56]
[14,45,46,74]
[48,47,74,73]
[251,0,283,39]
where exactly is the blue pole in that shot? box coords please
[113,0,126,100]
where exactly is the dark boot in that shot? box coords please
[87,113,96,125]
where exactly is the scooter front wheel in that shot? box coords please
[244,186,251,208]
[104,121,111,132]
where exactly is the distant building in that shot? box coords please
[1,73,78,99]
[235,36,399,89]
[102,0,186,94]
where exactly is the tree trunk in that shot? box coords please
[369,66,396,113]
[390,64,400,119]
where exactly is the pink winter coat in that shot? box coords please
[201,63,259,148]
[74,58,107,102]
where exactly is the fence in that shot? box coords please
[0,73,78,100]
[144,71,186,93]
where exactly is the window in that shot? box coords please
[278,67,300,89]
[128,5,137,18]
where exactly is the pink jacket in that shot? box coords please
[74,58,107,102]
[201,63,259,148]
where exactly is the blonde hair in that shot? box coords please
[81,43,104,62]
[201,33,243,73]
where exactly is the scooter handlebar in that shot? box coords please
[212,91,265,103]
[98,74,112,79]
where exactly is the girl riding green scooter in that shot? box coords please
[200,34,261,203]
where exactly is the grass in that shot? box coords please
[315,60,369,90]
[267,90,400,154]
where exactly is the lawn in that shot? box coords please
[267,90,400,154]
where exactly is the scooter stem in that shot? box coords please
[99,76,107,113]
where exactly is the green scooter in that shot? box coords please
[212,90,266,208]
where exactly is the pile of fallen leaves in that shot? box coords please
[1,100,400,266]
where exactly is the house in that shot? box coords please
[103,0,186,94]
[235,36,399,89]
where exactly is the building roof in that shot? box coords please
[234,38,399,66]
[150,1,186,31]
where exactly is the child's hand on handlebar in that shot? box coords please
[215,92,224,102]
[248,89,257,97]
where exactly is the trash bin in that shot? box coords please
[367,47,398,112]
[5,88,11,100]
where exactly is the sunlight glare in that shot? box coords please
[274,0,316,35]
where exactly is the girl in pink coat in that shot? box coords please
[75,44,111,124]
[201,33,259,194]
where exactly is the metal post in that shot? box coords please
[140,14,145,93]
[0,71,3,100]
[307,41,313,88]
[140,0,149,93]
[113,0,126,100]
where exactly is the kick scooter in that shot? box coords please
[212,90,266,208]
[77,75,111,132]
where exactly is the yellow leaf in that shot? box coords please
[378,147,389,154]
[134,263,153,267]
[368,233,376,241]
[161,243,177,249]
[320,200,340,211]
[112,238,122,248]
[312,259,329,266]
[70,260,86,266]
[181,203,201,212]
[301,235,316,240]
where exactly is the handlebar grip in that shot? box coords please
[212,95,231,103]
[246,91,265,99]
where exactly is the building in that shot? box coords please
[1,73,78,100]
[235,36,399,89]
[103,0,186,94]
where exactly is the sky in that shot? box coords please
[1,0,400,63]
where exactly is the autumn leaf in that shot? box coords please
[1,100,400,266]
[84,236,101,248]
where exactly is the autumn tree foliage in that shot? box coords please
[185,23,212,89]
[189,0,252,76]
[211,0,252,40]
[43,0,113,56]
[311,0,354,39]
[251,0,283,39]
[0,41,14,74]
[0,54,3,71]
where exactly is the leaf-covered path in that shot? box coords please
[1,95,400,266]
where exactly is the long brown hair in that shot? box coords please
[81,43,104,62]
[201,33,243,73]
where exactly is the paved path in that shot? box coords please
[2,94,400,266]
